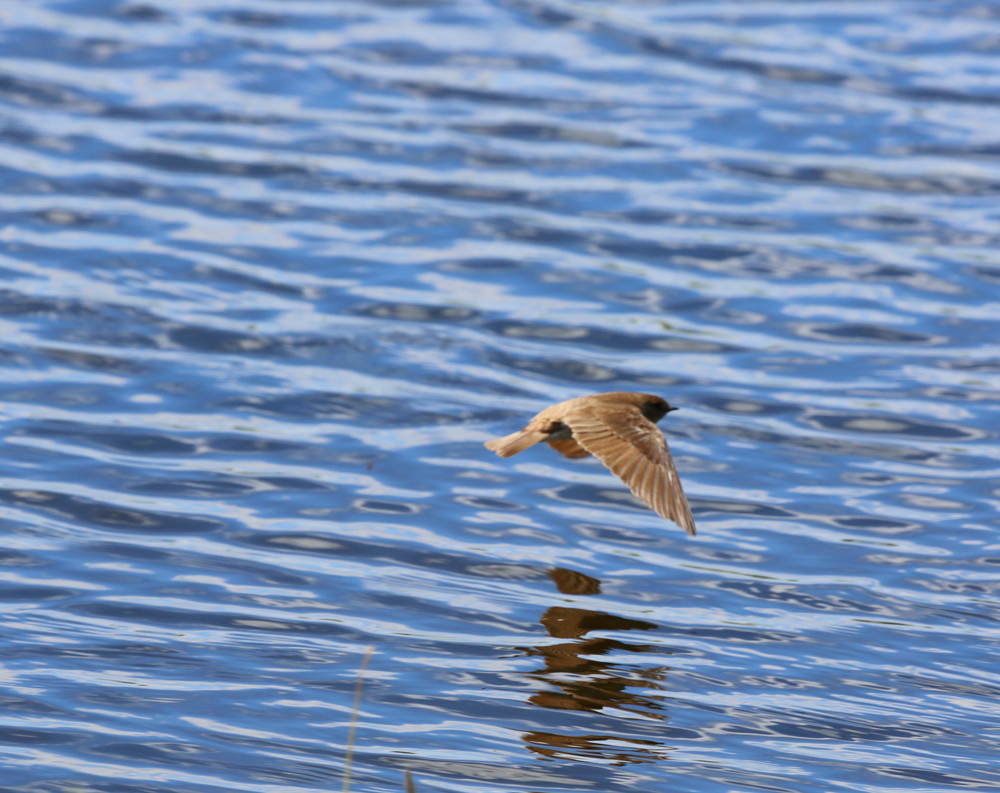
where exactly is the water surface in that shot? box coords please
[1,0,1000,791]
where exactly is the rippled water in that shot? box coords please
[2,0,1000,790]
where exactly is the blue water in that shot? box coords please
[1,0,1000,791]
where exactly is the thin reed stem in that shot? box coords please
[343,646,375,793]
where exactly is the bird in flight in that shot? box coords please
[484,392,696,535]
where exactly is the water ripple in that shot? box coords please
[0,0,999,791]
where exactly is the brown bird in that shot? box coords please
[484,392,695,535]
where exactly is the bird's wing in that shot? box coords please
[547,438,591,458]
[563,404,696,535]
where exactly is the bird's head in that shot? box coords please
[639,394,679,423]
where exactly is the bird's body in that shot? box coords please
[484,392,696,535]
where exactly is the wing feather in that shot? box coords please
[563,404,696,535]
[615,453,642,483]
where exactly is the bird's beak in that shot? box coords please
[667,406,679,412]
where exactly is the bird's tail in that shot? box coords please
[484,430,547,458]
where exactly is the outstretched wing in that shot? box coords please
[563,404,695,535]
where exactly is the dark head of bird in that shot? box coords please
[637,394,678,424]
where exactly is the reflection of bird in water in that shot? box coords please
[519,568,672,766]
[521,729,663,766]
[531,607,659,710]
[548,566,601,596]
[484,392,696,535]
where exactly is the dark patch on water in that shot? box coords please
[721,162,1000,195]
[806,412,985,440]
[699,396,796,416]
[35,430,199,455]
[113,150,311,179]
[353,498,421,513]
[220,392,466,426]
[796,323,943,345]
[715,581,886,614]
[0,488,224,534]
[486,321,739,352]
[353,302,480,321]
[691,500,797,518]
[123,477,263,497]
